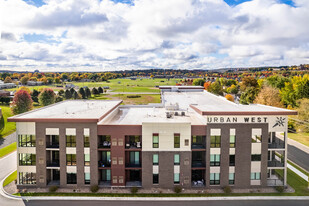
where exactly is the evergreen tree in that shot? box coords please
[65,89,72,99]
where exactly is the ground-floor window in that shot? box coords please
[19,172,36,184]
[229,173,235,185]
[210,173,220,185]
[250,172,261,180]
[174,173,180,184]
[101,170,111,181]
[67,173,77,184]
[153,174,159,184]
[85,173,90,184]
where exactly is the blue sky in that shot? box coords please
[1,0,308,71]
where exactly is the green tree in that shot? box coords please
[240,87,259,104]
[98,87,103,94]
[38,88,56,106]
[58,89,65,96]
[72,91,81,99]
[208,81,223,95]
[296,98,309,133]
[0,114,5,133]
[65,90,72,99]
[31,89,40,103]
[92,87,99,95]
[20,76,29,85]
[192,79,205,86]
[85,87,91,98]
[266,75,290,89]
[4,76,13,83]
[79,88,86,99]
[70,88,75,95]
[11,90,33,114]
[240,77,258,92]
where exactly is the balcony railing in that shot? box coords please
[268,137,285,149]
[268,159,284,167]
[46,142,59,148]
[46,160,60,167]
[98,161,111,168]
[191,144,206,149]
[98,141,111,148]
[192,161,205,168]
[126,162,141,168]
[125,142,142,149]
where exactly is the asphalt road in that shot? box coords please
[288,144,309,171]
[21,200,309,206]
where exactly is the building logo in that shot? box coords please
[272,117,285,128]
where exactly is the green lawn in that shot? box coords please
[15,169,309,197]
[288,133,309,147]
[0,105,16,138]
[112,94,161,105]
[0,142,16,158]
[3,171,17,187]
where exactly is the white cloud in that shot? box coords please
[0,0,309,71]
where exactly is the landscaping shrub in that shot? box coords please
[49,186,58,192]
[223,186,232,194]
[174,186,182,194]
[127,95,141,98]
[131,187,138,194]
[275,186,284,193]
[90,185,99,193]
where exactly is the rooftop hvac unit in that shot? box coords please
[181,111,185,116]
[166,112,172,118]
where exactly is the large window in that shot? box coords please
[229,155,235,166]
[192,136,205,148]
[101,169,111,181]
[99,151,111,167]
[250,172,261,180]
[129,152,140,166]
[19,172,36,184]
[19,153,36,165]
[251,154,261,161]
[85,173,90,184]
[210,154,220,166]
[174,154,180,165]
[84,135,90,147]
[67,173,77,184]
[210,173,220,185]
[153,154,158,165]
[229,173,235,185]
[153,174,159,184]
[66,154,76,166]
[66,135,76,147]
[18,135,36,147]
[153,134,159,148]
[46,135,59,147]
[210,136,221,148]
[174,173,180,184]
[174,134,180,148]
[84,154,90,166]
[230,135,236,148]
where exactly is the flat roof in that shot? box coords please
[8,100,122,122]
[163,91,297,115]
[99,106,206,125]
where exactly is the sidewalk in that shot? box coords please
[0,132,16,149]
[288,137,309,154]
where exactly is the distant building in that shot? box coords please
[27,81,44,86]
[0,81,17,89]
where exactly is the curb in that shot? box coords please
[0,170,22,200]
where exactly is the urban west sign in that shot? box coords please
[207,116,268,124]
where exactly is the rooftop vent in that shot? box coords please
[166,112,172,118]
[181,111,185,116]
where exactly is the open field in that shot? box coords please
[288,133,309,147]
[4,78,181,93]
[0,105,16,138]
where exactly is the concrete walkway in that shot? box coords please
[0,132,16,149]
[287,163,309,182]
[288,137,309,154]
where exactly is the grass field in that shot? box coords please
[288,133,309,147]
[111,94,161,105]
[0,142,16,158]
[14,168,309,197]
[0,105,16,138]
[3,170,17,187]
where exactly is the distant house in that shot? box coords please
[79,79,92,82]
[0,90,10,97]
[65,83,78,90]
[0,81,16,89]
[27,81,44,86]
[103,86,110,89]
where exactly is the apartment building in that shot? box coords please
[8,86,297,190]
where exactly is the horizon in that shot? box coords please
[1,0,309,72]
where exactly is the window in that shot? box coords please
[251,154,261,161]
[252,129,262,143]
[19,172,36,184]
[99,135,111,148]
[229,155,235,166]
[85,173,90,184]
[153,174,159,184]
[84,154,90,166]
[67,173,77,184]
[153,134,159,148]
[99,151,111,167]
[19,153,36,165]
[18,135,36,147]
[229,173,235,184]
[46,135,59,147]
[230,135,236,148]
[102,170,111,181]
[66,135,76,147]
[174,134,180,148]
[251,172,261,180]
[192,136,205,148]
[210,154,220,166]
[129,152,140,167]
[210,173,220,185]
[174,173,180,184]
[84,135,90,147]
[153,154,158,165]
[174,154,180,165]
[210,136,221,148]
[66,154,76,166]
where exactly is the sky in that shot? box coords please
[0,0,309,72]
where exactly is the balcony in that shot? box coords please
[98,160,111,168]
[267,169,284,186]
[268,137,285,149]
[46,142,59,148]
[191,136,206,150]
[98,141,111,149]
[126,162,141,168]
[192,170,205,187]
[268,159,284,167]
[125,142,142,149]
[125,135,142,149]
[192,161,205,168]
[46,160,60,167]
